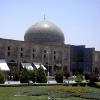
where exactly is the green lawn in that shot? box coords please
[55,97,88,100]
[0,86,48,100]
[0,86,99,100]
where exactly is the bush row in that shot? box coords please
[20,67,47,83]
[70,83,87,87]
[87,82,100,88]
[0,66,47,84]
[69,82,100,88]
[0,70,5,84]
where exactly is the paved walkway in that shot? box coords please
[4,80,76,85]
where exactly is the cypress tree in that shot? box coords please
[0,70,5,84]
[36,65,47,83]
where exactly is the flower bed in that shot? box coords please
[48,86,93,93]
[48,86,100,100]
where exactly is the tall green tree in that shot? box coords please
[55,69,63,83]
[0,70,5,84]
[36,65,47,83]
[28,70,36,83]
[20,68,29,83]
[75,74,84,83]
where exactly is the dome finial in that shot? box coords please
[43,14,46,21]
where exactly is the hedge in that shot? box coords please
[0,70,5,84]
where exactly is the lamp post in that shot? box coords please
[47,51,50,83]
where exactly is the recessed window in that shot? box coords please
[8,46,10,50]
[33,49,36,52]
[54,51,56,54]
[8,52,10,56]
[33,54,35,58]
[20,53,23,57]
[44,50,46,53]
[43,54,46,59]
[21,48,23,51]
[54,55,56,60]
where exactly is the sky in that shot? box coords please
[0,0,100,50]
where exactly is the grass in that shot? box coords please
[0,86,99,100]
[55,97,88,100]
[0,86,48,100]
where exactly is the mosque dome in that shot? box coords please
[24,20,65,44]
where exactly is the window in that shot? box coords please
[8,52,10,56]
[33,54,35,58]
[20,53,23,57]
[44,50,46,53]
[43,54,46,59]
[21,48,23,51]
[8,46,10,50]
[54,51,56,54]
[54,55,56,60]
[33,49,36,52]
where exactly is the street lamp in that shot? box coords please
[47,51,50,76]
[47,51,50,83]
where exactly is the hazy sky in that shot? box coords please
[0,0,100,50]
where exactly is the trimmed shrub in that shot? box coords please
[75,74,84,83]
[28,70,36,83]
[87,82,95,87]
[88,82,100,88]
[71,83,78,86]
[71,82,86,87]
[63,83,69,86]
[55,70,63,83]
[36,65,47,83]
[79,82,87,86]
[20,68,29,83]
[0,70,5,84]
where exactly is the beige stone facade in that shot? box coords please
[0,38,70,75]
[94,51,100,73]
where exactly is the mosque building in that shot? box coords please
[0,19,100,75]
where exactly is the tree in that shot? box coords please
[84,72,91,80]
[20,68,29,83]
[0,70,5,84]
[12,68,19,81]
[89,72,99,83]
[55,69,63,83]
[75,74,84,83]
[36,65,47,83]
[28,70,36,83]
